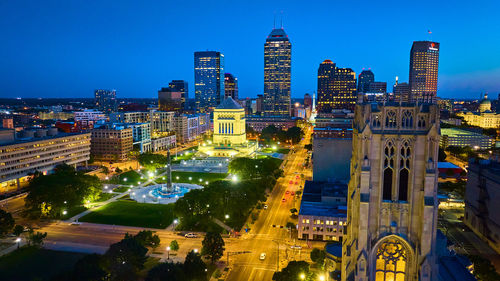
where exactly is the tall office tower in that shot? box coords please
[168,80,188,110]
[263,27,291,116]
[333,67,357,111]
[304,93,312,109]
[317,60,336,113]
[194,51,224,113]
[224,73,238,100]
[368,82,387,94]
[357,69,375,93]
[342,98,440,281]
[409,41,440,103]
[393,77,410,102]
[94,89,117,113]
[158,87,182,112]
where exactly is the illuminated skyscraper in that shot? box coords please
[342,98,441,281]
[194,51,224,113]
[393,77,410,102]
[317,60,336,113]
[264,27,291,116]
[317,60,357,112]
[224,73,238,100]
[168,80,188,110]
[409,41,440,103]
[94,89,117,113]
[357,69,375,93]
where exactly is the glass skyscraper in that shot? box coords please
[317,60,357,112]
[169,80,188,110]
[409,41,440,103]
[357,69,375,94]
[94,89,117,113]
[264,28,291,117]
[317,60,336,113]
[194,51,224,113]
[224,73,238,100]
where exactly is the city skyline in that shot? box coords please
[1,1,499,100]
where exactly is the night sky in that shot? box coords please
[1,0,499,99]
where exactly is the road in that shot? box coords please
[5,128,320,280]
[225,126,321,281]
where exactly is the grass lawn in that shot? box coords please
[0,246,87,281]
[155,171,227,185]
[94,192,115,202]
[61,205,88,220]
[261,147,290,154]
[107,170,142,185]
[113,185,131,193]
[79,201,175,229]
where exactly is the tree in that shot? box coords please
[290,208,298,215]
[286,222,296,229]
[286,126,304,144]
[138,153,168,170]
[0,209,15,236]
[24,164,102,218]
[27,231,47,247]
[310,248,325,264]
[103,237,148,281]
[201,232,225,263]
[71,254,107,281]
[146,262,185,281]
[468,255,500,281]
[438,147,447,162]
[170,240,179,251]
[127,230,160,250]
[272,261,314,281]
[184,250,207,281]
[13,225,24,236]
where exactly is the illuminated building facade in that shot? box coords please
[158,87,182,112]
[194,51,224,113]
[169,80,188,110]
[368,82,387,94]
[264,28,291,116]
[317,60,336,113]
[0,129,91,194]
[224,73,238,100]
[357,70,375,93]
[198,97,257,157]
[342,98,440,281]
[94,89,117,113]
[393,78,410,102]
[457,94,500,129]
[91,124,133,161]
[409,41,440,103]
[317,60,357,112]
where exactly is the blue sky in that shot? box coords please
[1,0,499,99]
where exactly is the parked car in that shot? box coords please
[263,204,268,210]
[259,253,266,260]
[282,198,286,202]
[185,233,197,238]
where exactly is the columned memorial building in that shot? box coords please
[342,96,440,281]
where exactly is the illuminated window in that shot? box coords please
[375,238,408,281]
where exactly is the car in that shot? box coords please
[289,180,293,184]
[282,198,286,202]
[286,190,290,194]
[295,182,298,185]
[185,233,197,238]
[263,204,268,210]
[290,245,302,250]
[259,253,266,260]
[291,191,295,196]
[70,222,82,226]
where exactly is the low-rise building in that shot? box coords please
[38,111,74,120]
[440,127,494,150]
[91,124,133,161]
[151,135,176,152]
[172,113,210,143]
[298,181,347,241]
[246,116,297,132]
[464,159,500,254]
[110,110,175,137]
[457,94,500,129]
[0,128,91,194]
[74,109,107,129]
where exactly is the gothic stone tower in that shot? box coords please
[342,97,440,281]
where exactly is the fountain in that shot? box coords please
[130,148,203,204]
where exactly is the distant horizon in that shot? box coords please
[1,1,499,100]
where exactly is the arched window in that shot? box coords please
[401,110,413,128]
[383,141,395,201]
[386,111,397,128]
[375,238,408,281]
[417,116,426,128]
[399,141,411,202]
[383,168,393,201]
[372,115,381,128]
[399,169,409,201]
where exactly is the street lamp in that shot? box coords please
[123,177,127,182]
[299,273,305,280]
[15,237,21,249]
[166,246,171,259]
[62,210,67,215]
[194,248,198,253]
[319,275,325,281]
[225,214,229,219]
[142,194,146,203]
[232,175,238,182]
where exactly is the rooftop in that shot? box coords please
[216,97,243,110]
[266,28,290,42]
